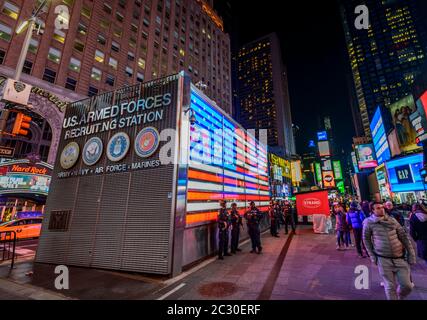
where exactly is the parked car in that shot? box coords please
[0,218,43,240]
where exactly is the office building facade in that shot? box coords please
[236,33,295,157]
[340,0,427,137]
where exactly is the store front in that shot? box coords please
[0,159,52,222]
[385,153,426,204]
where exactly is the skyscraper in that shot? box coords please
[236,33,295,157]
[340,0,427,137]
[0,0,232,113]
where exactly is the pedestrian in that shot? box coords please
[244,201,263,254]
[361,200,371,218]
[385,201,405,227]
[334,203,349,250]
[230,202,243,254]
[217,200,231,260]
[363,201,416,300]
[269,201,280,237]
[283,200,296,235]
[410,202,427,265]
[347,201,368,258]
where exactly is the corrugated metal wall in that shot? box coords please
[36,74,184,275]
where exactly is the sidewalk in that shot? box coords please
[0,225,426,300]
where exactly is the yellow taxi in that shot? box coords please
[0,218,43,240]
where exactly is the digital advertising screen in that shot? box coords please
[317,131,328,141]
[355,144,378,170]
[385,153,424,192]
[413,91,427,143]
[333,161,343,180]
[351,152,360,173]
[322,171,335,188]
[318,141,331,157]
[389,95,420,153]
[370,106,391,165]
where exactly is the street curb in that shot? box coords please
[0,278,74,300]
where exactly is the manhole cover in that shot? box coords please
[198,282,237,298]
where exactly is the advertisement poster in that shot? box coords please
[322,171,336,188]
[318,141,331,157]
[413,91,427,143]
[355,144,378,169]
[389,95,420,153]
[370,106,391,165]
[375,164,391,200]
[333,161,343,180]
[296,190,330,216]
[385,153,424,193]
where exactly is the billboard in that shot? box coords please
[318,141,331,157]
[351,151,359,173]
[314,162,322,185]
[333,160,343,180]
[375,164,391,200]
[385,153,424,193]
[317,131,328,141]
[269,153,291,180]
[412,91,427,143]
[322,171,335,188]
[0,160,52,196]
[291,160,302,184]
[389,95,420,153]
[296,190,330,216]
[355,144,378,170]
[370,106,391,165]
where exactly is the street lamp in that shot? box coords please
[0,0,49,136]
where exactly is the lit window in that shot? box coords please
[136,72,144,82]
[48,47,61,63]
[138,58,146,69]
[179,49,185,56]
[53,29,66,43]
[125,66,133,77]
[94,50,104,63]
[28,38,39,53]
[2,2,19,20]
[69,57,81,72]
[0,22,12,42]
[91,67,102,81]
[77,22,88,35]
[108,57,118,69]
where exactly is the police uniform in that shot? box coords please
[283,203,296,234]
[244,206,263,253]
[218,207,230,259]
[230,209,243,253]
[269,204,279,237]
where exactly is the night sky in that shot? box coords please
[225,0,355,156]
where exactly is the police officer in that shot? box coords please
[245,201,263,254]
[218,200,231,260]
[283,200,296,235]
[230,202,243,254]
[269,201,279,237]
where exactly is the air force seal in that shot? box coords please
[107,132,130,162]
[60,142,80,169]
[83,137,103,166]
[134,127,160,158]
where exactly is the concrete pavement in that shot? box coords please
[0,225,426,300]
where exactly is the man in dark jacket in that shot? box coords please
[283,200,296,235]
[244,201,263,254]
[217,200,231,260]
[269,201,279,237]
[347,201,368,258]
[230,202,243,254]
[385,201,405,227]
[410,202,427,265]
[363,201,416,300]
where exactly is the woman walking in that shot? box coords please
[334,203,349,250]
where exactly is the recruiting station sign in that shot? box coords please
[296,190,330,216]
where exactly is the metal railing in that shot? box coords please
[0,231,17,269]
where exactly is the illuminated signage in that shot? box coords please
[315,163,322,185]
[0,160,52,196]
[412,91,427,143]
[370,106,391,165]
[322,171,335,188]
[376,164,391,200]
[385,153,424,192]
[318,141,331,157]
[317,131,328,141]
[269,153,291,179]
[351,152,359,173]
[355,144,378,170]
[389,95,420,153]
[309,140,315,148]
[333,161,343,180]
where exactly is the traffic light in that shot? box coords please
[12,112,32,136]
